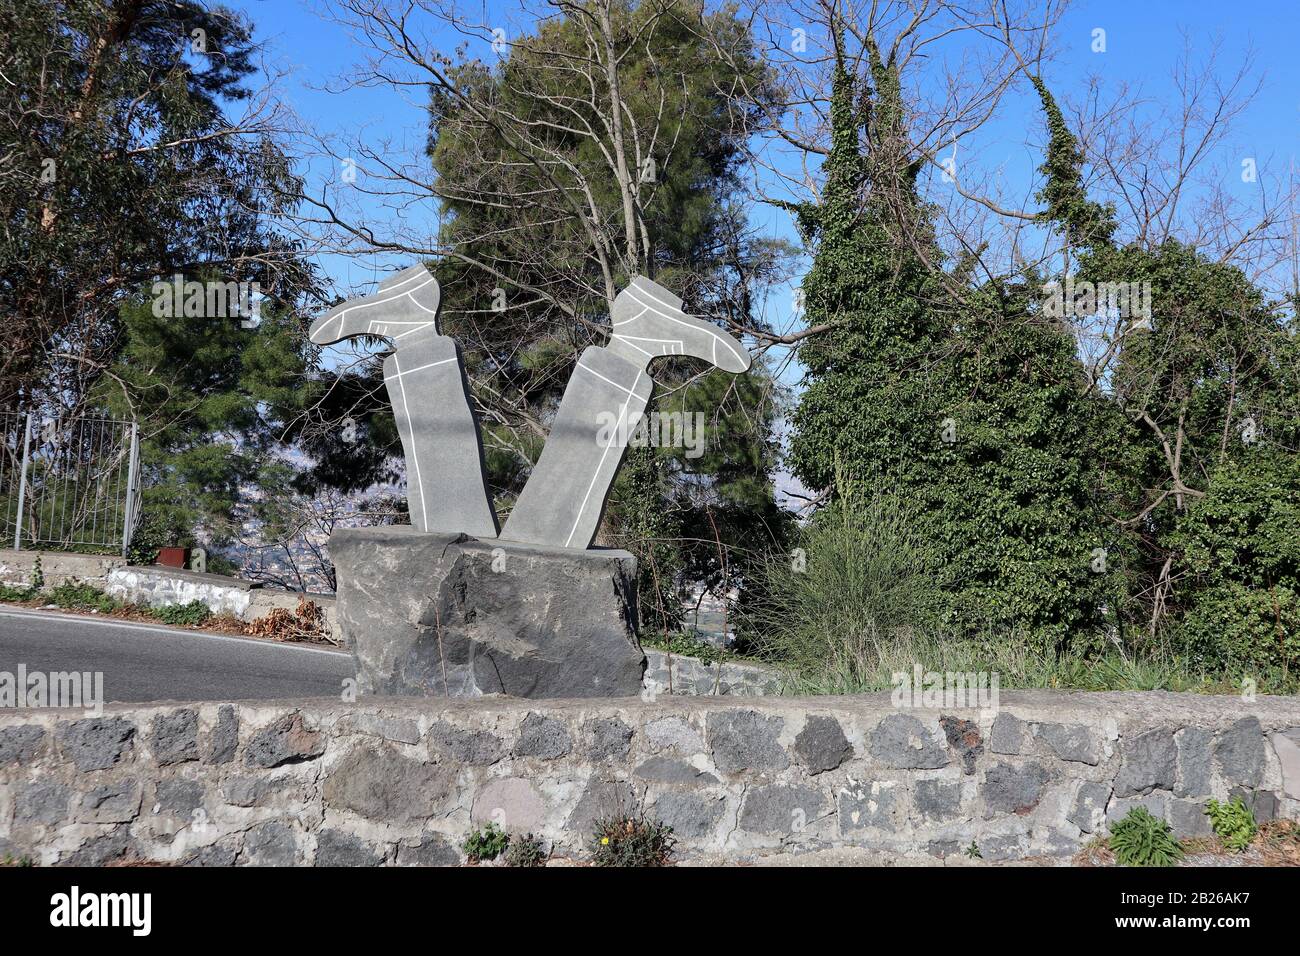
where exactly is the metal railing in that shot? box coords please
[0,410,140,556]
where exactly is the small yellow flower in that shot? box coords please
[601,837,610,845]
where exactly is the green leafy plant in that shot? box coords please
[153,600,211,627]
[1204,798,1258,852]
[48,580,120,613]
[964,841,982,859]
[590,814,675,867]
[29,554,44,591]
[503,833,547,868]
[1108,806,1184,867]
[462,823,509,863]
[0,584,36,603]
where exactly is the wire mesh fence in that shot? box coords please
[0,410,140,555]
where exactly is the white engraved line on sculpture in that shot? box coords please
[611,304,648,327]
[381,269,430,291]
[574,360,639,396]
[612,334,683,358]
[624,286,746,367]
[383,356,457,381]
[322,276,438,339]
[565,368,644,548]
[392,353,429,526]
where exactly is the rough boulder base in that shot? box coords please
[1,691,1297,866]
[330,526,645,699]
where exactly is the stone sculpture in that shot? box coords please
[308,265,498,538]
[316,269,751,698]
[501,276,751,549]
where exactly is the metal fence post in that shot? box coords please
[121,422,139,558]
[13,412,32,550]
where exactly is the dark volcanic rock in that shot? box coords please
[330,527,646,698]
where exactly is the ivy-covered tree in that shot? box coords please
[787,46,1116,647]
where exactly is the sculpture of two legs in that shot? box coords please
[310,269,750,549]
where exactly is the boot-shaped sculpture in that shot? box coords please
[502,276,749,549]
[309,265,499,538]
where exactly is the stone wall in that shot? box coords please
[0,549,125,590]
[1,692,1296,866]
[643,650,781,697]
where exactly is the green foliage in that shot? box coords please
[1109,806,1184,867]
[29,554,43,591]
[786,51,1111,648]
[503,834,547,868]
[47,580,120,613]
[0,584,36,603]
[964,841,982,859]
[741,487,944,692]
[0,0,313,408]
[105,299,313,554]
[153,600,211,627]
[1030,76,1116,247]
[1204,798,1258,852]
[641,630,734,667]
[462,823,510,863]
[590,814,676,868]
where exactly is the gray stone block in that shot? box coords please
[155,778,205,816]
[396,832,461,867]
[0,725,45,765]
[151,709,199,766]
[244,712,324,769]
[915,778,962,821]
[739,784,823,834]
[78,781,141,824]
[1214,717,1264,787]
[982,832,1027,861]
[567,778,637,833]
[428,721,504,766]
[583,717,634,762]
[184,844,239,867]
[514,713,573,760]
[1229,786,1278,823]
[634,756,717,785]
[14,782,69,825]
[316,829,386,866]
[1067,781,1111,834]
[708,710,788,774]
[794,716,852,774]
[651,792,724,840]
[243,821,297,866]
[1167,798,1213,839]
[1175,727,1213,797]
[1034,722,1101,765]
[645,717,704,754]
[982,762,1051,817]
[331,527,646,698]
[1115,728,1176,796]
[64,827,134,866]
[838,782,898,833]
[869,714,949,770]
[323,745,451,824]
[57,717,135,772]
[204,705,238,764]
[989,713,1024,755]
[1107,793,1167,825]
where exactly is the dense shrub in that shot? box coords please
[154,600,211,627]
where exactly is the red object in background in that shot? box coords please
[155,547,190,569]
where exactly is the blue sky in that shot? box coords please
[233,0,1300,338]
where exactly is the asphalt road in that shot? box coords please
[0,607,354,702]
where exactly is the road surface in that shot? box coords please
[0,606,354,702]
